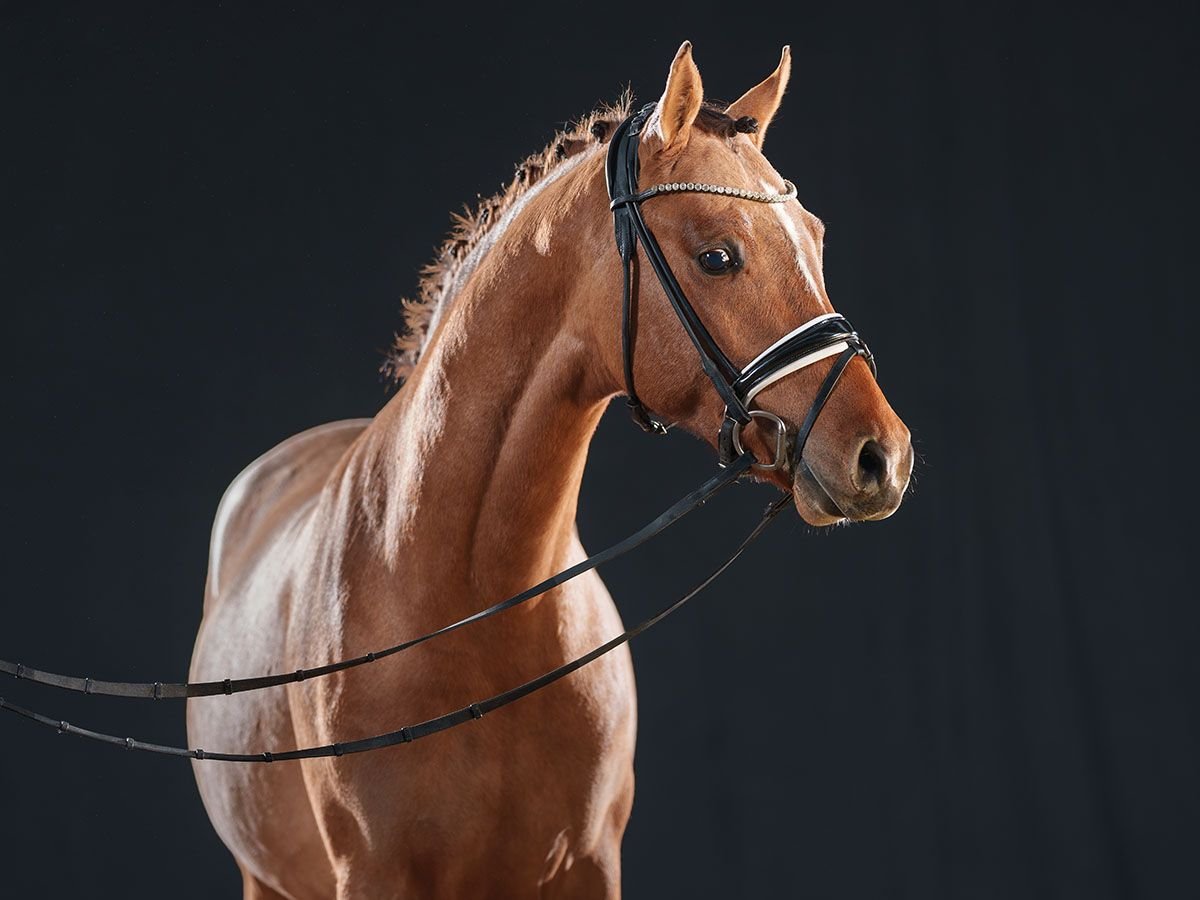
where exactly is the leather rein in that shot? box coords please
[0,103,877,763]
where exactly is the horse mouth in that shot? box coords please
[791,461,846,526]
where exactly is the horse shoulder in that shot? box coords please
[205,419,371,607]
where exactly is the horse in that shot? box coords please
[187,41,913,899]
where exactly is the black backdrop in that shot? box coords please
[1,3,1196,898]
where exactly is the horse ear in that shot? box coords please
[655,41,704,150]
[726,46,792,149]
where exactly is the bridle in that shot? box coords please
[607,102,875,471]
[0,102,881,762]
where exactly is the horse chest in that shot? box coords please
[282,569,637,873]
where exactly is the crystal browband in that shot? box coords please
[611,179,798,209]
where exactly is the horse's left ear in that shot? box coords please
[726,46,792,149]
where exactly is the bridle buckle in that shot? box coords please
[730,410,789,472]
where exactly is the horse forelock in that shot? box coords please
[381,96,752,386]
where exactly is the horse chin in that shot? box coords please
[791,464,847,527]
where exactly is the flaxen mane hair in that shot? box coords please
[382,97,757,385]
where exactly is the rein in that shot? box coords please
[0,489,789,762]
[0,103,878,763]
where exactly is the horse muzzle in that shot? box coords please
[794,432,912,524]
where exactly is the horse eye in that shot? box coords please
[697,248,735,275]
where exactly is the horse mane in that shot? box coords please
[381,95,754,385]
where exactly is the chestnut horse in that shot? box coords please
[188,43,912,899]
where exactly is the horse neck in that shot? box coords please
[350,148,618,613]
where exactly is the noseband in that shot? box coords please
[606,103,876,470]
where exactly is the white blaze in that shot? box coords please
[763,178,829,311]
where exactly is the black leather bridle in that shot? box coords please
[0,103,880,763]
[607,102,876,472]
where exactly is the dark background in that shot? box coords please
[1,3,1196,898]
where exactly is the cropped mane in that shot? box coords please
[382,96,754,385]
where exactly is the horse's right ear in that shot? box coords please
[653,41,704,151]
[726,46,792,149]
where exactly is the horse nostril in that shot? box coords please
[855,439,888,493]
